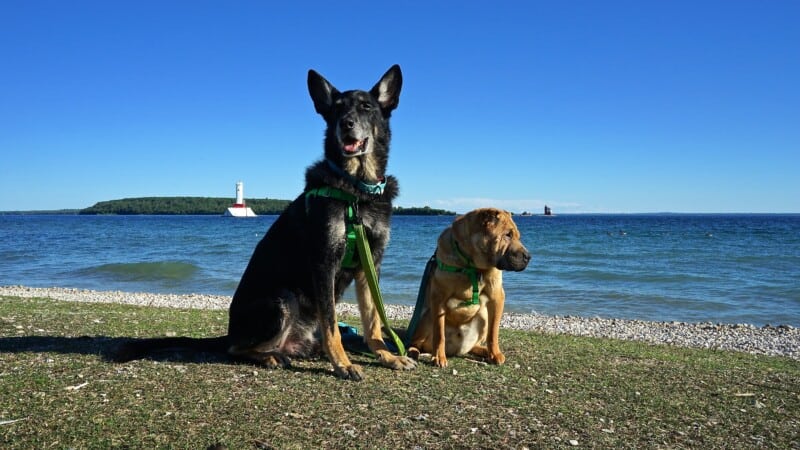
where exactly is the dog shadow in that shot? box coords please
[0,334,400,375]
[1,334,124,359]
[0,335,228,364]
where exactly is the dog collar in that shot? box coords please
[434,237,481,307]
[326,159,386,195]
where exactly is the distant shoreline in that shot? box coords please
[3,210,799,216]
[2,285,797,360]
[0,209,82,215]
[1,197,456,216]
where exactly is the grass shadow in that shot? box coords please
[0,334,376,377]
[0,335,125,359]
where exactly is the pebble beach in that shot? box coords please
[2,285,798,360]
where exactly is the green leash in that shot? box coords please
[305,186,406,356]
[352,221,406,356]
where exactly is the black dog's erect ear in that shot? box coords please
[370,64,402,116]
[308,69,340,116]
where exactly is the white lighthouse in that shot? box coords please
[224,181,257,217]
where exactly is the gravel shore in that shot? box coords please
[2,285,797,360]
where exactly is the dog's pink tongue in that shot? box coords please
[343,140,362,153]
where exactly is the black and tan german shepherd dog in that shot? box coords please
[116,65,416,380]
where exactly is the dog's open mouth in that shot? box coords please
[342,137,367,155]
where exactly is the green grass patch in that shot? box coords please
[1,296,799,449]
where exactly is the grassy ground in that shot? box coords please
[1,296,798,449]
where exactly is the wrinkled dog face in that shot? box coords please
[493,224,530,271]
[461,208,531,272]
[485,210,530,271]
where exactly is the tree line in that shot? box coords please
[79,197,456,216]
[392,206,456,216]
[80,197,291,215]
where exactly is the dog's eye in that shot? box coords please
[359,102,372,111]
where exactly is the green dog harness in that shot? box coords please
[305,186,360,268]
[304,184,406,356]
[405,238,482,347]
[435,237,481,307]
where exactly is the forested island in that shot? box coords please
[78,197,455,216]
[392,206,455,216]
[80,197,291,215]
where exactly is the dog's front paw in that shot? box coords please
[379,354,417,370]
[432,351,448,368]
[488,351,506,365]
[334,364,365,381]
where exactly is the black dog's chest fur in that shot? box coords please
[304,161,396,265]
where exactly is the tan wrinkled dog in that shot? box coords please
[408,208,530,367]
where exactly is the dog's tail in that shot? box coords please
[113,336,230,362]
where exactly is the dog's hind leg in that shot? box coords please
[227,292,296,369]
[227,323,293,369]
[354,271,417,370]
[467,345,491,359]
[228,347,292,369]
[406,306,433,361]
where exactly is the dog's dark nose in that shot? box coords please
[513,248,531,271]
[498,246,531,271]
[341,117,355,130]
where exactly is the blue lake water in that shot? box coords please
[1,214,798,326]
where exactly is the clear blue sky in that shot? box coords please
[2,1,798,213]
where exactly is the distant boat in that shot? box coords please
[544,205,553,216]
[224,181,257,217]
